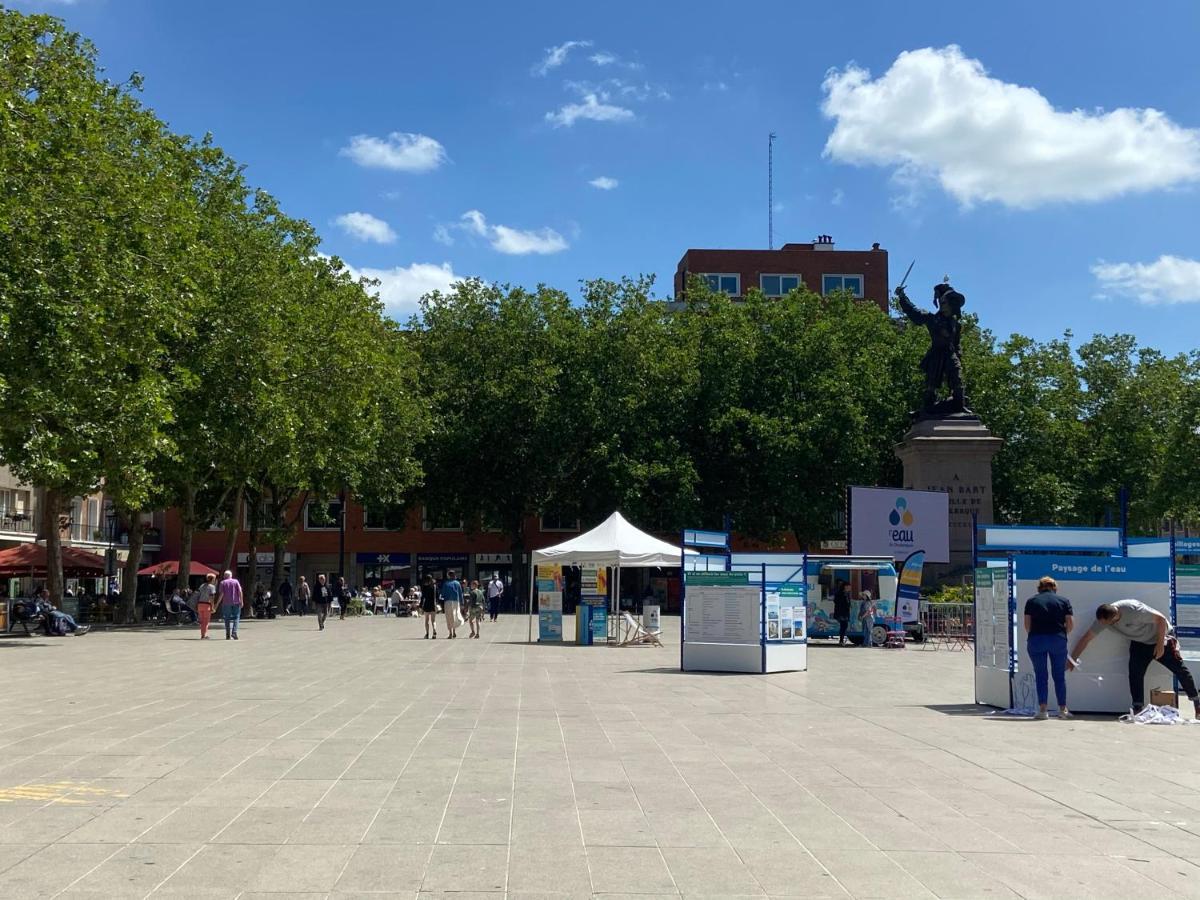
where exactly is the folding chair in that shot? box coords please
[619,611,663,647]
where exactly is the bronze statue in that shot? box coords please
[895,280,971,417]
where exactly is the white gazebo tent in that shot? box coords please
[527,511,693,642]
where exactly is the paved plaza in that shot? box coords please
[3,615,1200,899]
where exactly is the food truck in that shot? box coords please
[804,555,923,644]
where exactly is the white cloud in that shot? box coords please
[545,93,634,128]
[459,209,568,255]
[533,40,591,76]
[1091,255,1200,305]
[831,188,844,206]
[589,176,618,190]
[340,132,446,172]
[590,52,617,66]
[334,211,396,244]
[822,45,1200,209]
[344,261,462,319]
[432,223,455,246]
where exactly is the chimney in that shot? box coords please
[813,234,835,250]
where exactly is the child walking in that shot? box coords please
[468,580,485,638]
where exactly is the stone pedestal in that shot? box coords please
[894,416,1003,572]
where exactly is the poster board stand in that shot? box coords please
[973,524,1177,713]
[680,533,808,674]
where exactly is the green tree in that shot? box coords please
[415,280,581,601]
[681,278,922,545]
[0,10,198,604]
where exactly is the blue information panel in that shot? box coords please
[590,605,607,643]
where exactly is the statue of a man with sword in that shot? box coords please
[893,262,972,417]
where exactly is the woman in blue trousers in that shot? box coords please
[1024,575,1074,720]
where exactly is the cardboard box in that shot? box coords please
[1151,688,1178,708]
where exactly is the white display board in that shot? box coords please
[1011,556,1172,714]
[1175,564,1200,662]
[684,578,760,645]
[974,566,1013,708]
[683,572,763,673]
[849,486,950,563]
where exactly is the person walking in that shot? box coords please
[440,570,463,639]
[487,572,504,622]
[335,576,352,620]
[217,569,243,640]
[1025,576,1074,720]
[311,574,332,630]
[1070,598,1200,717]
[420,574,438,638]
[858,590,877,648]
[296,576,311,617]
[833,581,852,646]
[195,572,217,639]
[277,578,294,615]
[468,580,485,638]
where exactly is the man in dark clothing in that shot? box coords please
[833,582,852,645]
[277,579,294,615]
[311,574,333,630]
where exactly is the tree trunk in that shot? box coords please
[178,483,196,597]
[271,541,285,595]
[510,518,527,616]
[118,513,145,623]
[221,484,243,574]
[244,490,260,599]
[42,487,67,604]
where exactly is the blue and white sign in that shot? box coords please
[355,552,410,565]
[849,486,949,563]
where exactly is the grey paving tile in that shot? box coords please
[585,846,676,894]
[508,844,592,893]
[334,843,433,892]
[248,843,356,892]
[420,842,508,892]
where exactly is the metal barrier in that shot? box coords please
[918,601,975,651]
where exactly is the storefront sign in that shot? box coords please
[415,552,469,568]
[475,552,512,565]
[355,552,410,565]
[237,552,293,564]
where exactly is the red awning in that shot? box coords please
[0,543,107,577]
[137,560,219,578]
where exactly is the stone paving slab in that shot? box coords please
[4,615,1200,897]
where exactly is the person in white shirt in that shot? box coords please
[487,572,504,622]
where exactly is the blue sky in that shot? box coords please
[17,0,1200,354]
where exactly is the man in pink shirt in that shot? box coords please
[217,569,243,640]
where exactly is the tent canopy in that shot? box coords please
[531,512,693,568]
[0,543,106,576]
[137,560,219,578]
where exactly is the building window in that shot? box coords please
[821,274,864,297]
[422,506,463,532]
[700,273,740,296]
[365,504,408,531]
[242,497,272,530]
[540,512,581,532]
[305,499,344,531]
[760,274,802,297]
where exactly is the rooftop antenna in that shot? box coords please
[768,132,776,250]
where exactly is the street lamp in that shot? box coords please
[104,501,118,583]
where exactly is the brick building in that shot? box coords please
[164,499,611,594]
[674,235,889,310]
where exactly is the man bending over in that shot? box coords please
[1069,599,1200,716]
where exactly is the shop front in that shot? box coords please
[416,552,470,584]
[357,551,411,589]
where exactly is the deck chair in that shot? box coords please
[619,611,663,647]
